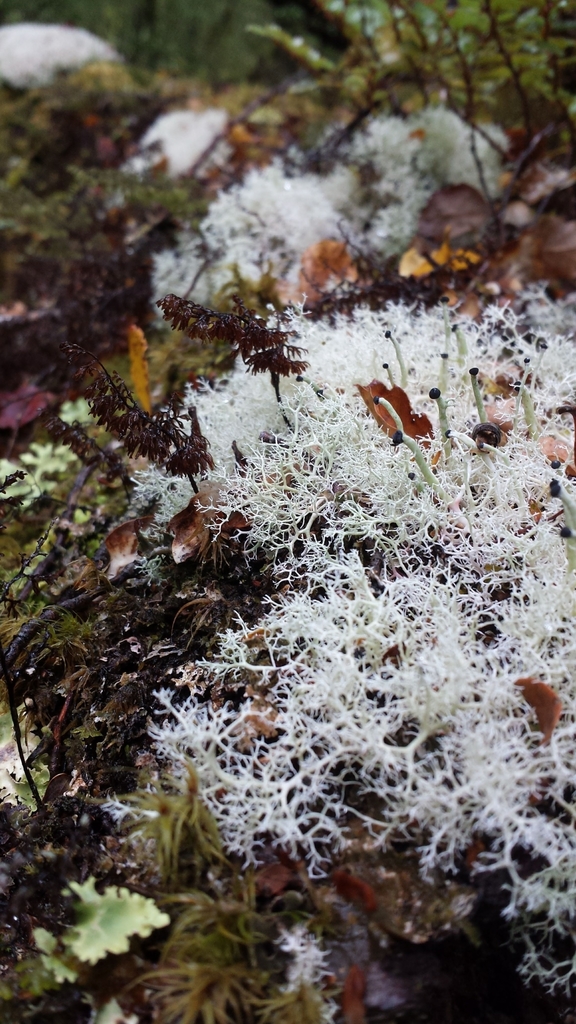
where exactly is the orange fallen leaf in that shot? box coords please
[127,324,151,413]
[398,240,480,279]
[298,239,358,302]
[356,380,433,444]
[105,515,153,579]
[332,869,377,913]
[342,965,366,1024]
[539,435,571,463]
[515,677,562,744]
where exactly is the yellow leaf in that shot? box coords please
[127,324,151,413]
[398,247,434,278]
[399,241,480,278]
[450,248,481,271]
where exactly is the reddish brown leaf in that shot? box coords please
[332,869,377,913]
[105,516,153,579]
[417,184,489,243]
[515,677,563,744]
[0,383,55,431]
[255,862,296,896]
[342,965,366,1024]
[357,380,433,444]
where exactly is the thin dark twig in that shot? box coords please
[484,0,532,138]
[0,636,41,809]
[17,462,97,603]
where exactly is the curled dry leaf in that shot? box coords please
[515,677,562,745]
[357,380,433,444]
[517,161,576,205]
[342,965,366,1024]
[105,516,154,579]
[168,482,249,564]
[418,184,490,243]
[332,869,377,913]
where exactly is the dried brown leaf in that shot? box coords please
[255,861,296,897]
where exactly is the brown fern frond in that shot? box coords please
[157,294,308,379]
[61,344,213,490]
[45,415,129,484]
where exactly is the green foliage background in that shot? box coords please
[0,0,344,83]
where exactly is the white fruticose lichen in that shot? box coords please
[151,106,506,308]
[126,293,576,994]
[125,108,229,179]
[278,924,331,991]
[0,23,121,89]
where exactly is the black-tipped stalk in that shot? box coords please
[295,374,325,400]
[439,353,449,393]
[407,470,424,493]
[441,297,451,349]
[515,358,538,439]
[384,330,407,388]
[550,478,576,572]
[382,362,395,387]
[377,396,449,501]
[429,387,451,460]
[453,324,468,367]
[469,368,487,422]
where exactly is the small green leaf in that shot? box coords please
[63,877,170,965]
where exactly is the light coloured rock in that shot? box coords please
[0,23,121,89]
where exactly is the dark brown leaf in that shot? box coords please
[168,484,249,564]
[418,184,489,244]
